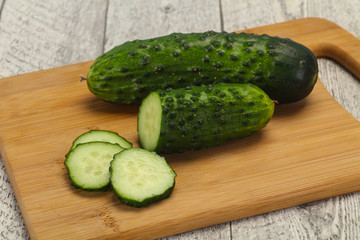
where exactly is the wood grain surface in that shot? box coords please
[0,0,359,239]
[1,17,360,240]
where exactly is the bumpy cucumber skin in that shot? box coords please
[87,31,318,105]
[140,83,274,154]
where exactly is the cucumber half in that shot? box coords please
[110,148,176,207]
[69,130,132,151]
[137,84,274,154]
[65,142,124,190]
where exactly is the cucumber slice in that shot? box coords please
[65,142,124,190]
[110,148,176,207]
[69,130,132,151]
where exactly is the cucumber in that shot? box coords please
[87,31,318,105]
[64,142,124,190]
[69,130,132,151]
[138,83,274,154]
[110,148,176,207]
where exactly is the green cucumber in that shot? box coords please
[110,148,176,208]
[87,31,318,105]
[69,130,132,151]
[138,83,274,154]
[64,142,124,191]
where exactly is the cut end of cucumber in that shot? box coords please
[138,92,162,151]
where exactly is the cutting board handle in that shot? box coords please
[307,18,360,79]
[242,17,360,80]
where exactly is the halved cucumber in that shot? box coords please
[65,142,124,190]
[69,130,132,151]
[110,148,176,207]
[137,84,274,154]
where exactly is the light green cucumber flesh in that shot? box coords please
[138,83,274,154]
[69,129,132,151]
[138,92,162,151]
[110,148,176,208]
[65,142,124,190]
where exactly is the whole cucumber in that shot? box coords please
[87,31,318,105]
[137,83,274,154]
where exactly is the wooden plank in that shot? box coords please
[1,0,360,239]
[104,0,222,51]
[0,18,360,240]
[0,0,223,238]
[0,0,107,239]
[221,0,360,239]
[104,2,226,239]
[0,0,107,78]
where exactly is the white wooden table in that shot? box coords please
[1,0,359,239]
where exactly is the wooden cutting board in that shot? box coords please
[1,18,360,240]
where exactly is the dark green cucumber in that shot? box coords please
[137,83,274,154]
[87,31,318,105]
[110,148,176,207]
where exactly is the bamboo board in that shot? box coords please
[0,18,360,240]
